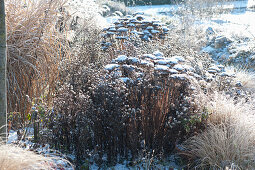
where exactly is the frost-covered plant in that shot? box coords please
[5,0,110,125]
[6,0,70,120]
[182,93,255,169]
[68,21,109,66]
[181,0,234,20]
[165,0,237,50]
[225,66,255,92]
[64,0,108,30]
[50,49,210,166]
[60,0,111,67]
[0,142,74,170]
[97,0,131,17]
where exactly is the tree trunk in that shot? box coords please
[124,0,128,6]
[0,0,7,141]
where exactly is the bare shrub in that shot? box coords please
[50,54,208,167]
[51,64,100,163]
[47,4,215,166]
[47,10,214,165]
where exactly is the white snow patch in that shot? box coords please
[7,130,18,144]
[202,46,216,54]
[155,59,168,65]
[173,56,186,63]
[129,57,140,64]
[173,64,184,71]
[171,74,188,80]
[142,54,156,60]
[166,58,179,64]
[209,65,221,72]
[115,55,128,62]
[169,69,178,74]
[105,64,120,71]
[117,27,129,32]
[154,65,169,71]
[140,60,154,67]
[153,50,164,58]
[119,77,132,82]
[219,72,232,77]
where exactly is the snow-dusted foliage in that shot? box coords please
[6,0,255,169]
[50,50,206,165]
[0,142,73,170]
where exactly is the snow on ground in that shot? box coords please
[201,8,255,68]
[89,156,180,170]
[128,0,255,37]
[7,128,74,169]
[7,130,18,144]
[129,0,255,69]
[209,10,255,38]
[129,0,255,16]
[129,4,179,17]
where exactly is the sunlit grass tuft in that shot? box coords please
[226,66,255,92]
[183,93,255,169]
[6,0,70,120]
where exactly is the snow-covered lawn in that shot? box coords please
[129,0,255,69]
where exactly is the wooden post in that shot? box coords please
[0,0,7,142]
[33,110,39,142]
